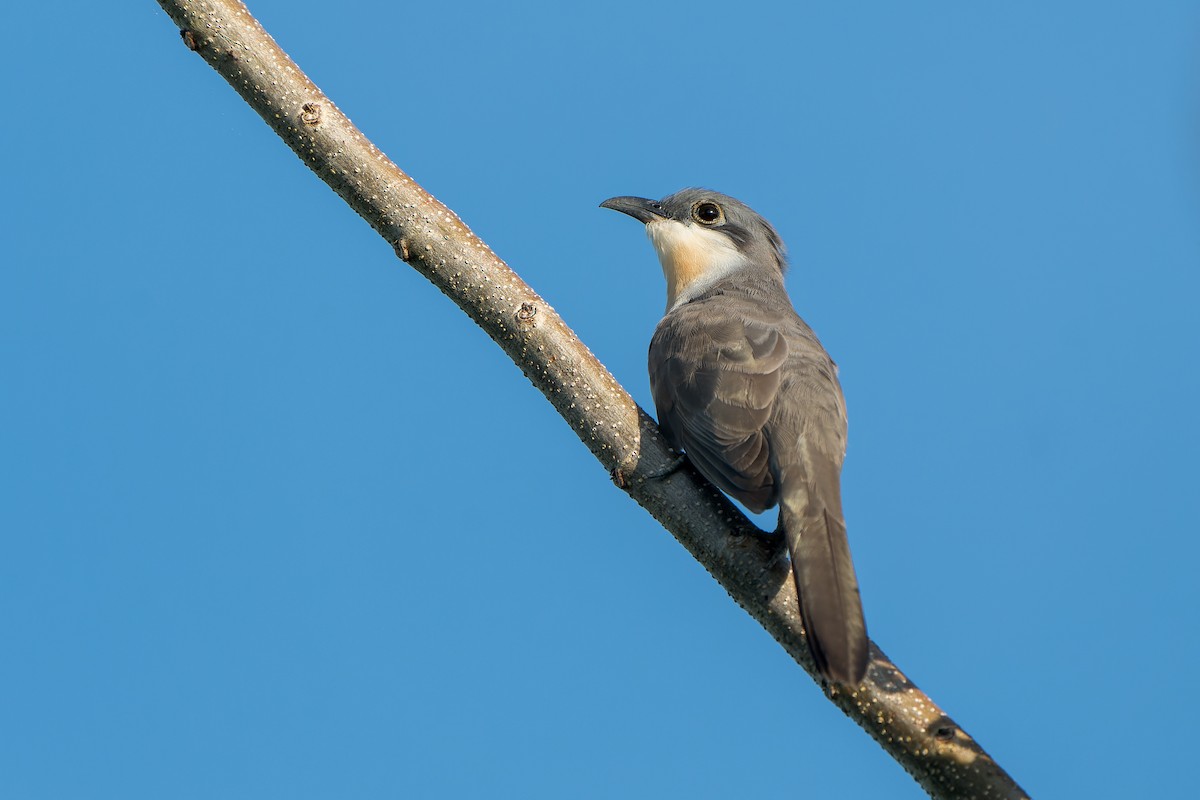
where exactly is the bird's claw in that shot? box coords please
[643,453,687,480]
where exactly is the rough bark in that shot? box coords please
[153,2,1029,797]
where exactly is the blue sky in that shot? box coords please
[2,2,1198,797]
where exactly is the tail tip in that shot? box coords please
[809,636,869,687]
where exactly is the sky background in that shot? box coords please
[3,2,1198,798]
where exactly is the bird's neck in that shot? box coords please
[647,220,749,311]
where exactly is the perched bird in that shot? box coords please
[600,189,869,686]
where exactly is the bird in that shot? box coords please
[600,188,869,686]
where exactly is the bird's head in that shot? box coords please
[600,188,787,309]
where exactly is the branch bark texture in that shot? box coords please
[154,2,1029,798]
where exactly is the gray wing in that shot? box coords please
[648,303,789,513]
[771,328,849,465]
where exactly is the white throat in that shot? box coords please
[646,220,748,311]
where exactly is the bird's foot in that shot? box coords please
[611,453,687,489]
[750,529,788,570]
[643,453,687,480]
[730,525,788,567]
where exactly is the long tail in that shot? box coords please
[778,450,869,686]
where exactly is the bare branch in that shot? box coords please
[153,2,1028,797]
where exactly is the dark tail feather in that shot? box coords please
[780,491,869,686]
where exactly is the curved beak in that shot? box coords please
[599,196,667,224]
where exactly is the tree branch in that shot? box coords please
[153,2,1028,797]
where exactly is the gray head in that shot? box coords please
[600,189,787,309]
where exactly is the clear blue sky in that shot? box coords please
[3,2,1198,797]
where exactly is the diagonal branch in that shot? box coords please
[153,2,1028,797]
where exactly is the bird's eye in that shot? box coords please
[693,202,723,225]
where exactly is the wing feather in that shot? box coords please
[649,302,788,512]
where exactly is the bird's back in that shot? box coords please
[648,275,847,511]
